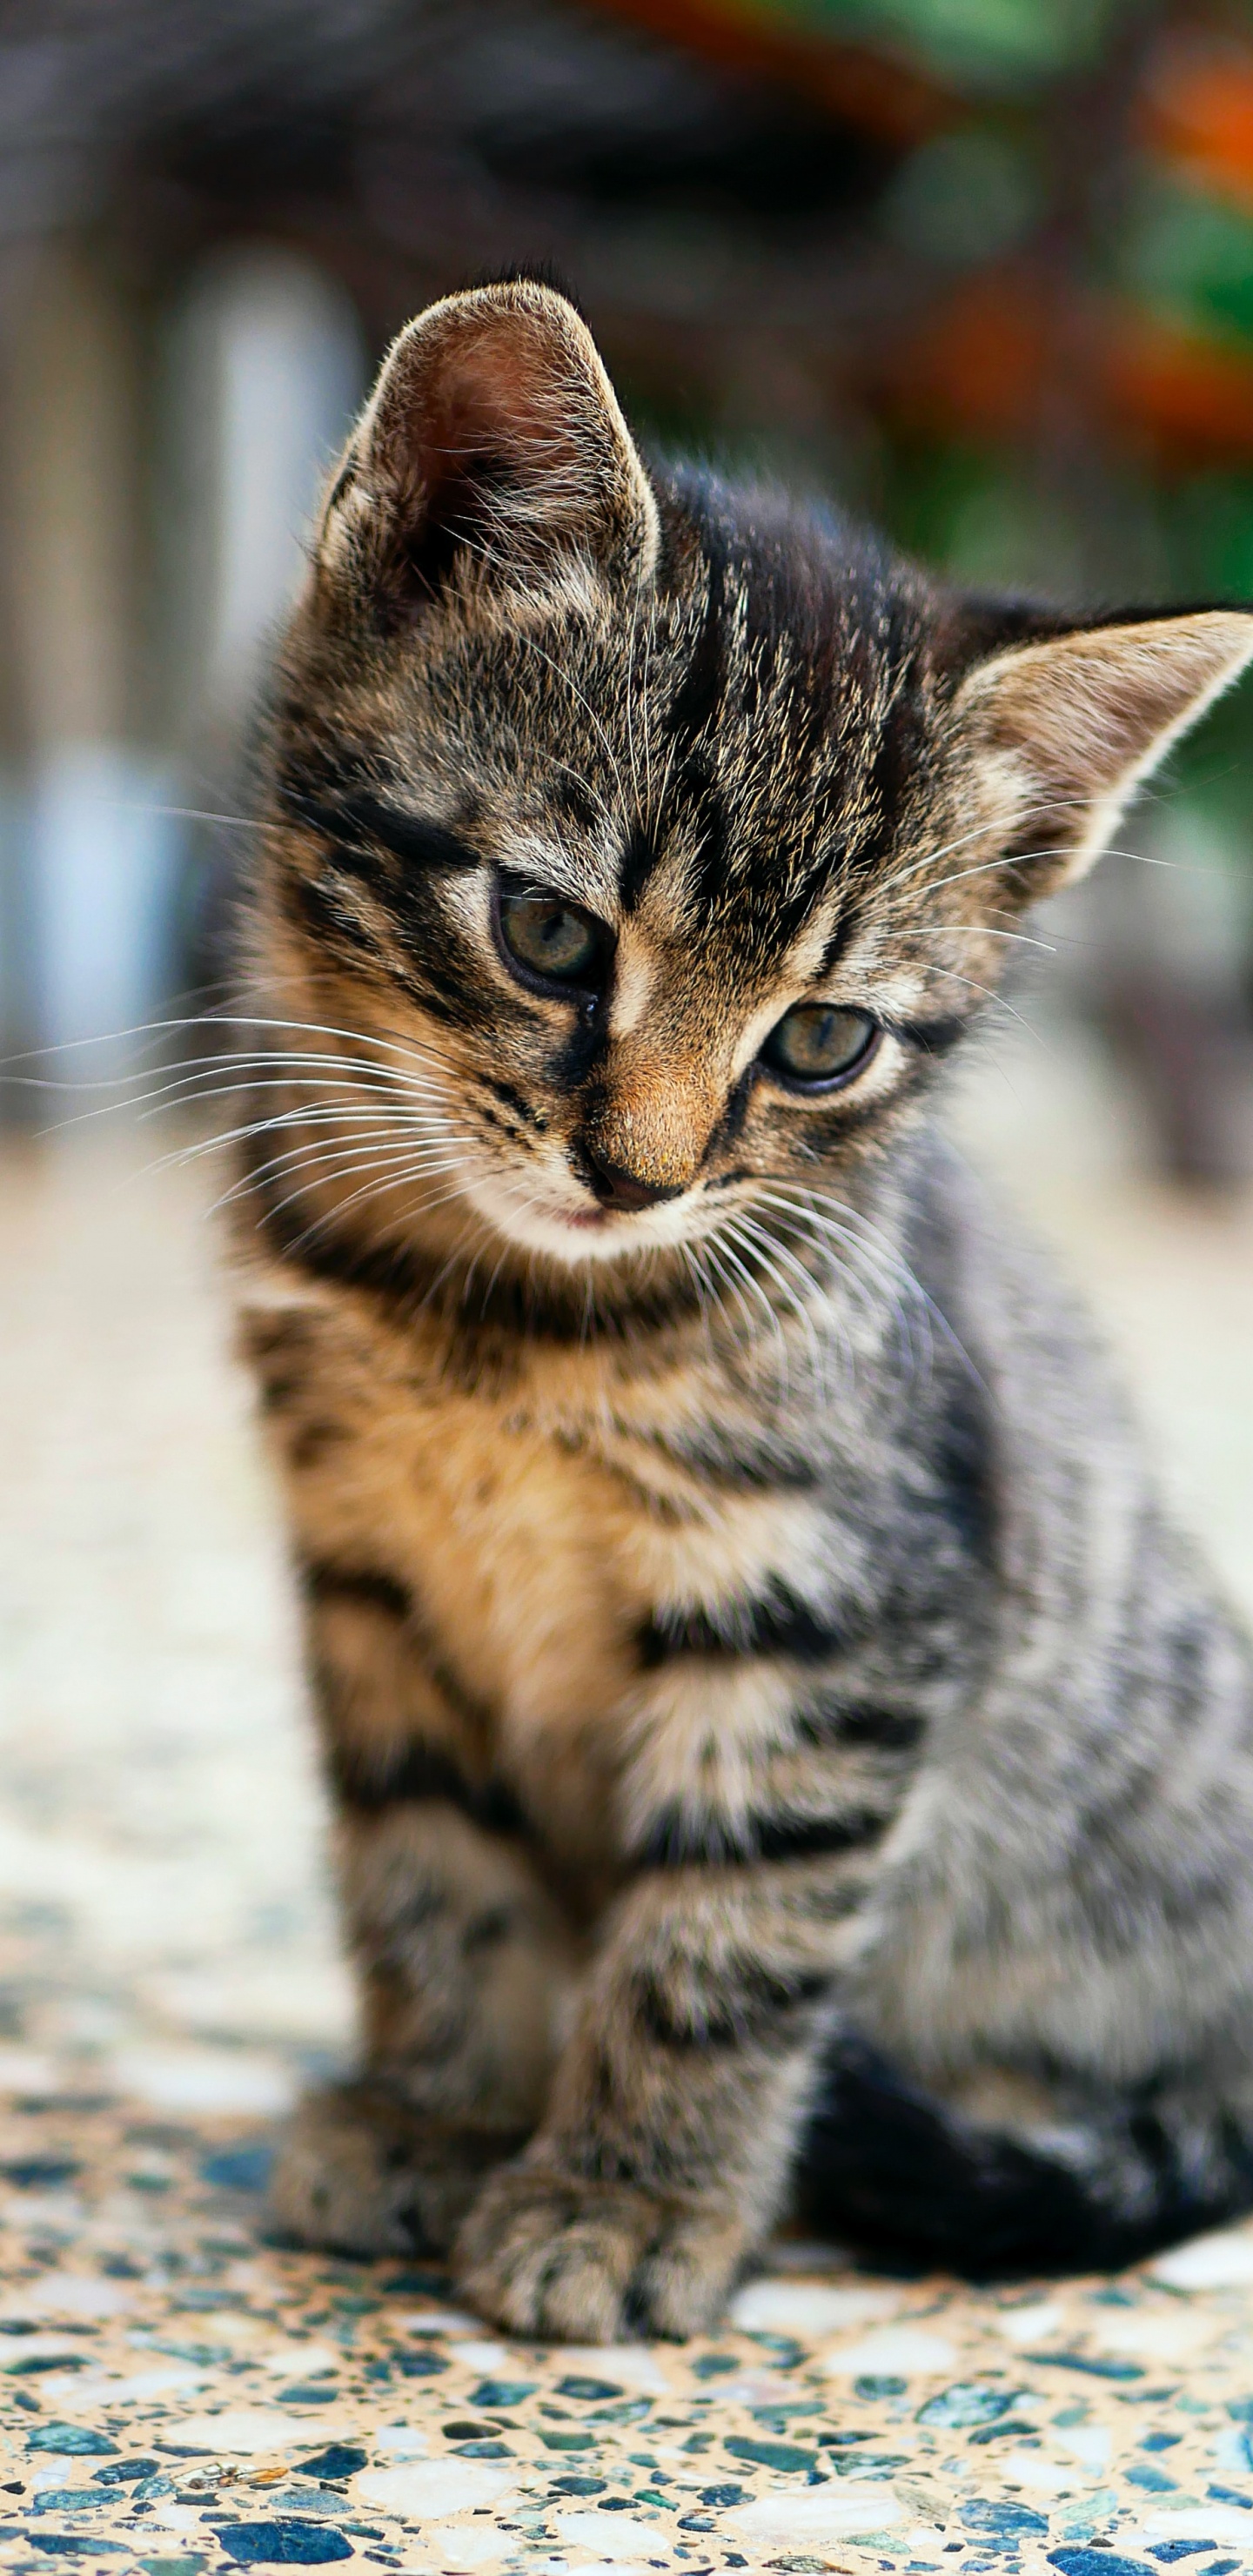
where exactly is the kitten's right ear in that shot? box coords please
[318,281,659,621]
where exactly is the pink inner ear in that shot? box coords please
[365,314,588,607]
[350,285,656,607]
[423,319,578,500]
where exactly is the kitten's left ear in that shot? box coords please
[948,607,1253,893]
[319,278,660,619]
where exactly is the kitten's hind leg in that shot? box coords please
[270,2080,523,2257]
[796,2031,1253,2277]
[270,1548,586,2257]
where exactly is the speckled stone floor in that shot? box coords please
[3,1027,1253,2576]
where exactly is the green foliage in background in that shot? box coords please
[1118,176,1253,346]
[739,0,1139,87]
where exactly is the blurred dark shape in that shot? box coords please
[466,41,895,222]
[0,0,1249,1177]
[1103,976,1253,1186]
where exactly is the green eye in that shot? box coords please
[497,885,607,989]
[761,1003,877,1088]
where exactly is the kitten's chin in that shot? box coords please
[463,1177,701,1270]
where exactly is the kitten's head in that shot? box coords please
[256,278,1252,1275]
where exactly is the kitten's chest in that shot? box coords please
[265,1307,739,1855]
[399,1398,640,1847]
[258,1288,830,1875]
[258,1282,823,1871]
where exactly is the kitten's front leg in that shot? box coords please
[270,1563,584,2257]
[272,1801,583,2257]
[455,1864,849,2339]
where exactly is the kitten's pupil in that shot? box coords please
[499,888,605,987]
[763,1004,876,1087]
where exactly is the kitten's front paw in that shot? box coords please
[270,2082,520,2257]
[454,2160,747,2341]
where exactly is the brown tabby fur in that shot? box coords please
[231,280,1253,2338]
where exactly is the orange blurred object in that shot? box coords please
[1144,34,1253,214]
[1103,310,1253,462]
[884,271,1055,444]
[881,272,1253,466]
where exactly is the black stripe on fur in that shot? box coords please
[326,1731,526,1841]
[639,1804,886,1868]
[638,1584,844,1668]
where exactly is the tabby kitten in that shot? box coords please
[237,278,1253,2338]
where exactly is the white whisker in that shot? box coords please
[712,1229,789,1393]
[876,790,1109,902]
[721,1215,828,1392]
[910,964,1047,1042]
[752,1187,928,1376]
[208,1142,471,1220]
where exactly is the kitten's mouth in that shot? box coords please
[464,1171,710,1267]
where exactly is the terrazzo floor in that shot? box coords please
[3,1026,1253,2576]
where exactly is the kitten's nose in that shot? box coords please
[582,1143,686,1212]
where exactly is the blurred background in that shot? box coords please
[1,0,1252,2121]
[0,0,1252,1167]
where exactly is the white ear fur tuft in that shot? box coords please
[954,609,1253,889]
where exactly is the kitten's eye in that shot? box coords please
[761,1003,878,1089]
[497,885,608,990]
